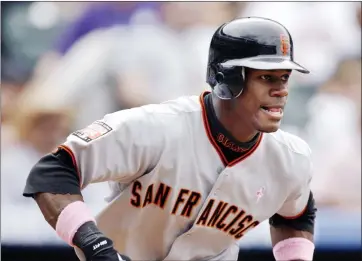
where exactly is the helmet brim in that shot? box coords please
[220,56,310,74]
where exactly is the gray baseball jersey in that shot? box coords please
[63,93,313,261]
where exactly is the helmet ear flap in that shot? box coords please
[215,72,225,83]
[213,65,245,99]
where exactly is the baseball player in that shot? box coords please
[24,17,317,261]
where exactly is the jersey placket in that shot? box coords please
[177,168,230,237]
[163,169,232,260]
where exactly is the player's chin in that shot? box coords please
[255,111,282,133]
[258,122,281,133]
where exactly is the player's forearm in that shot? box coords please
[33,193,128,260]
[34,192,83,229]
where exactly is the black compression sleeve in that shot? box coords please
[23,147,81,197]
[269,191,317,234]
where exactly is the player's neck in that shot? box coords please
[211,94,259,143]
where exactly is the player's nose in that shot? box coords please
[270,85,288,98]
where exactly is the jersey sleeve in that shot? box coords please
[62,107,164,189]
[277,153,313,219]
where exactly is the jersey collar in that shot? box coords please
[199,91,263,167]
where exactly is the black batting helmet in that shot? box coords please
[206,17,309,100]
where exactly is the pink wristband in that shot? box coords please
[273,237,315,261]
[55,201,96,246]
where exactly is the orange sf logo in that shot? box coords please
[280,35,289,56]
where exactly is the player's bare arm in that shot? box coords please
[270,224,313,245]
[34,192,83,229]
[33,192,125,260]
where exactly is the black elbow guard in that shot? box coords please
[269,191,317,234]
[23,147,81,198]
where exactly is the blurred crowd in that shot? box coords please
[1,2,361,248]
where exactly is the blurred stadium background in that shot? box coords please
[1,1,361,260]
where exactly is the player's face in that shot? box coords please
[237,69,291,133]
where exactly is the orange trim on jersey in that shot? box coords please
[199,91,263,167]
[281,204,308,220]
[58,145,82,188]
[227,133,262,167]
[199,91,228,166]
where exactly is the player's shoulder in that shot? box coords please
[99,95,201,146]
[267,129,312,158]
[265,130,313,181]
[136,95,202,119]
[104,95,202,130]
[67,95,202,148]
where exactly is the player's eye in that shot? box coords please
[260,74,290,82]
[260,75,272,81]
[281,74,290,82]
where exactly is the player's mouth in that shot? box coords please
[260,105,284,119]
